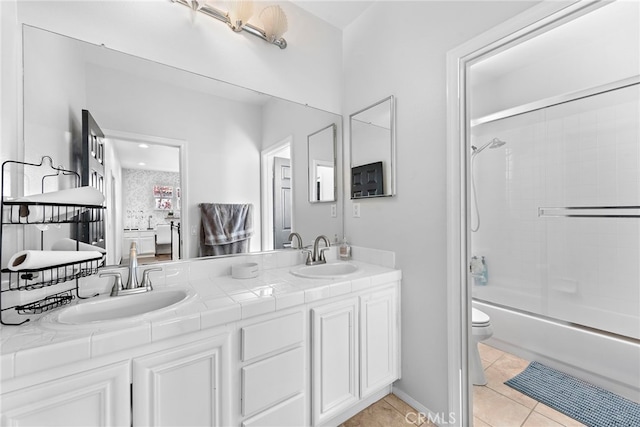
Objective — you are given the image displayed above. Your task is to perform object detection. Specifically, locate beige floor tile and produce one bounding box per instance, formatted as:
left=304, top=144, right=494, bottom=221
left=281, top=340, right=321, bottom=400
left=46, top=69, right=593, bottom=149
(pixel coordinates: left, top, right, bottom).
left=473, top=416, right=492, bottom=427
left=384, top=393, right=417, bottom=417
left=491, top=352, right=531, bottom=378
left=342, top=399, right=413, bottom=427
left=483, top=365, right=538, bottom=409
left=534, top=403, right=586, bottom=427
left=473, top=385, right=532, bottom=427
left=479, top=342, right=505, bottom=364
left=481, top=357, right=493, bottom=370
left=522, top=411, right=565, bottom=427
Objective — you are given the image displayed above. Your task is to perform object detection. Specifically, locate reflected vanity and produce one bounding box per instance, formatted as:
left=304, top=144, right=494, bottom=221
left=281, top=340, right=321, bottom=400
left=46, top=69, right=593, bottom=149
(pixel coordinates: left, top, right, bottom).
left=349, top=96, right=396, bottom=198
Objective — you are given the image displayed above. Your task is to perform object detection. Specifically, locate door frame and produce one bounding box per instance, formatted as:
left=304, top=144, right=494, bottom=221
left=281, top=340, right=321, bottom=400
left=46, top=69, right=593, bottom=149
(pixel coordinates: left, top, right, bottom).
left=445, top=1, right=607, bottom=424
left=261, top=136, right=292, bottom=251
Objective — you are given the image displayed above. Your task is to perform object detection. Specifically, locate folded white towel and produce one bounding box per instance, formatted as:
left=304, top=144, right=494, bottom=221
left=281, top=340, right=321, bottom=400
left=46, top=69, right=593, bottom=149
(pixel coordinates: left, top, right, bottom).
left=7, top=250, right=103, bottom=271
left=4, top=187, right=104, bottom=224
left=11, top=186, right=104, bottom=206
left=51, top=238, right=107, bottom=254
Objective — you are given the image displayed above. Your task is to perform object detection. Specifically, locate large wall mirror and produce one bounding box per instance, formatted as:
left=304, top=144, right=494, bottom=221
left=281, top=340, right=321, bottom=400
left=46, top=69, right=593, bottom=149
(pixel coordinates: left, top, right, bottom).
left=308, top=124, right=337, bottom=203
left=349, top=96, right=396, bottom=198
left=22, top=25, right=343, bottom=266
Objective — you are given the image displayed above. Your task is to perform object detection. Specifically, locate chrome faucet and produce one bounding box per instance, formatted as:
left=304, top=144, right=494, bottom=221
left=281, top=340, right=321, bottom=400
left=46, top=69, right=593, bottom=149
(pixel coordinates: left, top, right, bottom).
left=303, top=235, right=330, bottom=265
left=288, top=232, right=303, bottom=249
left=100, top=241, right=161, bottom=296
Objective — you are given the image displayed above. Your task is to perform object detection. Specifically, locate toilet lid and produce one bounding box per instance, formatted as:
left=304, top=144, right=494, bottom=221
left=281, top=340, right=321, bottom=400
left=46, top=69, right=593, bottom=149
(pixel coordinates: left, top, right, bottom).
left=472, top=308, right=490, bottom=326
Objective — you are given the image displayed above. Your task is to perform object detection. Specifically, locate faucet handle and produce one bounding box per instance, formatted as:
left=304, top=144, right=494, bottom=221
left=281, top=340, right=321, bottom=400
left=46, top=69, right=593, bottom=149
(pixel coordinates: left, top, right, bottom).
left=100, top=271, right=123, bottom=297
left=141, top=267, right=162, bottom=291
left=301, top=248, right=313, bottom=265
left=319, top=246, right=331, bottom=262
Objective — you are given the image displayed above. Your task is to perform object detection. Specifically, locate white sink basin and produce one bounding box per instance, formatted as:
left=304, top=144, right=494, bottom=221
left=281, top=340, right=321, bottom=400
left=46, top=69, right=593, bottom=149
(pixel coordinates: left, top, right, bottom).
left=40, top=288, right=193, bottom=328
left=291, top=262, right=359, bottom=279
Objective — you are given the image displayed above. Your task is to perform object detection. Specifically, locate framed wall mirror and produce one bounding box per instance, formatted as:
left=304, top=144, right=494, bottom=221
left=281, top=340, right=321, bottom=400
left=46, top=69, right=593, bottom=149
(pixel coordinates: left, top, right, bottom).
left=349, top=95, right=396, bottom=198
left=308, top=124, right=337, bottom=203
left=22, top=24, right=343, bottom=265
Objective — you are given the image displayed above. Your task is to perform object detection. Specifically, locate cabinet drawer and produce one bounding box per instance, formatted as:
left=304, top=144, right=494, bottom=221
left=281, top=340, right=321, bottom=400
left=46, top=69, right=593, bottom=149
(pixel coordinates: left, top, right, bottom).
left=242, top=393, right=305, bottom=427
left=241, top=311, right=303, bottom=361
left=242, top=347, right=304, bottom=417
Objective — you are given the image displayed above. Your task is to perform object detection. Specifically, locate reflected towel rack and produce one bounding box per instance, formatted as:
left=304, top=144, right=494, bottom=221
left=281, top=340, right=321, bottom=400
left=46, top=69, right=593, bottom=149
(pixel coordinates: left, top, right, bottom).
left=538, top=206, right=640, bottom=218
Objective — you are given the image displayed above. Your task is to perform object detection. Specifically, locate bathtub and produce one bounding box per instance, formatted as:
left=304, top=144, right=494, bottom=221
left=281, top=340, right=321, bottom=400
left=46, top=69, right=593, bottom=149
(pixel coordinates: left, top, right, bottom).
left=473, top=300, right=640, bottom=402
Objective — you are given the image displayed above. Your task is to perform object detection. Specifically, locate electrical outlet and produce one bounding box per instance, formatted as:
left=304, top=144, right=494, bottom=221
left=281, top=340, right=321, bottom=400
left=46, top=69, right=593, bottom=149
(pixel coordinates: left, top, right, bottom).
left=330, top=204, right=337, bottom=218
left=353, top=203, right=361, bottom=218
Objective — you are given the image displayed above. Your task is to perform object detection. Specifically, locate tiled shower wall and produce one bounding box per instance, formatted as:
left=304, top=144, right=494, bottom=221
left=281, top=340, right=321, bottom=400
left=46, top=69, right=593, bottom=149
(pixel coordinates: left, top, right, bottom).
left=471, top=84, right=640, bottom=339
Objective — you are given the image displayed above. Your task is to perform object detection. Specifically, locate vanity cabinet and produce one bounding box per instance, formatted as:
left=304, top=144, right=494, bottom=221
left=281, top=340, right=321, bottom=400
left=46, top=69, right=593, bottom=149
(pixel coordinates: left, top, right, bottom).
left=359, top=286, right=399, bottom=399
left=0, top=362, right=130, bottom=427
left=311, top=284, right=400, bottom=426
left=311, top=298, right=360, bottom=425
left=0, top=331, right=229, bottom=427
left=239, top=311, right=306, bottom=427
left=123, top=230, right=155, bottom=257
left=133, top=333, right=229, bottom=427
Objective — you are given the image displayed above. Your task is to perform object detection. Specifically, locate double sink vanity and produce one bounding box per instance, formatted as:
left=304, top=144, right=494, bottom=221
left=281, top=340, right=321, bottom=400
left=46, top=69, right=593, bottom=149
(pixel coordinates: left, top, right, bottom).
left=0, top=246, right=401, bottom=427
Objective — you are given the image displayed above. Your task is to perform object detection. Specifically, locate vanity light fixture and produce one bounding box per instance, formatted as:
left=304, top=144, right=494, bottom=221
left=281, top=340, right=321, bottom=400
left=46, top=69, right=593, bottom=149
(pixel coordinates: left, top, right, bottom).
left=172, top=0, right=288, bottom=49
left=138, top=143, right=149, bottom=149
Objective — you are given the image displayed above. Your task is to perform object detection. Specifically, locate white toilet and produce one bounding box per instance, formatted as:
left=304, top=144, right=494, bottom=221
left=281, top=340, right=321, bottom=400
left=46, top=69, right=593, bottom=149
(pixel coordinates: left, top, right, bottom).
left=470, top=307, right=493, bottom=385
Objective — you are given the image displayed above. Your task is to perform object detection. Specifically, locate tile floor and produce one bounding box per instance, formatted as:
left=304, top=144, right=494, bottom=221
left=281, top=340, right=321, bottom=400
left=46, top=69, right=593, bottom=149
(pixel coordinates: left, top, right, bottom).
left=342, top=343, right=585, bottom=427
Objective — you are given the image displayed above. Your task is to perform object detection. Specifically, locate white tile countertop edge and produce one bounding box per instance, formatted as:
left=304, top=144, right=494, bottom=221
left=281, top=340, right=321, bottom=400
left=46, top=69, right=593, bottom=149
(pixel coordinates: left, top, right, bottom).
left=0, top=246, right=400, bottom=381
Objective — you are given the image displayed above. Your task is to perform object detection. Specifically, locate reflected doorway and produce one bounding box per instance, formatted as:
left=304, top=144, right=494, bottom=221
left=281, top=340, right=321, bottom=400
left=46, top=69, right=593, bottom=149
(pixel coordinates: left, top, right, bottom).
left=104, top=130, right=187, bottom=266
left=261, top=137, right=292, bottom=251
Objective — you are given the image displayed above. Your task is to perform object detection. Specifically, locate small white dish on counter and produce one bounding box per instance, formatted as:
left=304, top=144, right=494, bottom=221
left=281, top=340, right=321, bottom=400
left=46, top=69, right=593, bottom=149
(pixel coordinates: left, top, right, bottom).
left=232, top=262, right=259, bottom=279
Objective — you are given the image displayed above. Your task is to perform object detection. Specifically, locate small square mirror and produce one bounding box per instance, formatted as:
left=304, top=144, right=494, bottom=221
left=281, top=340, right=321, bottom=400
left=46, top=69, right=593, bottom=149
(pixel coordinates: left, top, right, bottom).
left=349, top=96, right=396, bottom=198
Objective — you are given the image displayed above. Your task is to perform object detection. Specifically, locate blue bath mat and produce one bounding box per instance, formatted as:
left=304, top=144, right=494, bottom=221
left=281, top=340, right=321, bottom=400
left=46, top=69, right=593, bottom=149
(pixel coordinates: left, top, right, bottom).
left=505, top=361, right=640, bottom=427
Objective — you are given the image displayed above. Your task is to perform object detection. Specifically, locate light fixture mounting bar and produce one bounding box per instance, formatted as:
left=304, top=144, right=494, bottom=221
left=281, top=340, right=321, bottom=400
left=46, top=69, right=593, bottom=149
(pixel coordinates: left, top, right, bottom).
left=172, top=0, right=287, bottom=49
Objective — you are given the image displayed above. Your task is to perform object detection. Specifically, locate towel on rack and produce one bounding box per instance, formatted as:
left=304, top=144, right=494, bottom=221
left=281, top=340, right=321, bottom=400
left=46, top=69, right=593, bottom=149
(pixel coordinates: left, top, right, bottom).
left=200, top=203, right=253, bottom=256
left=155, top=224, right=172, bottom=245
left=51, top=238, right=107, bottom=253
left=4, top=186, right=104, bottom=223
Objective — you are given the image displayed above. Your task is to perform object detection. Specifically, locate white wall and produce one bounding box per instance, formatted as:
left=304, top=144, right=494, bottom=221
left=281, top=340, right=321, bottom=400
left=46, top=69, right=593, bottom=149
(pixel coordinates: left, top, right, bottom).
left=342, top=0, right=538, bottom=416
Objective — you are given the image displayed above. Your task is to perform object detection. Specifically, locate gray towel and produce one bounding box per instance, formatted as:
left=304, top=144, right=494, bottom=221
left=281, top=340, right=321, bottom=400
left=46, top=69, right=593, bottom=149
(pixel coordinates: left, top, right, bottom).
left=200, top=203, right=253, bottom=256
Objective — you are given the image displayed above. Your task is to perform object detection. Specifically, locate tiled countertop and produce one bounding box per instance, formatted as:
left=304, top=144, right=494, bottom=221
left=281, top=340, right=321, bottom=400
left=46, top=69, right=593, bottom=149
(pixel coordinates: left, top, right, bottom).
left=0, top=247, right=400, bottom=381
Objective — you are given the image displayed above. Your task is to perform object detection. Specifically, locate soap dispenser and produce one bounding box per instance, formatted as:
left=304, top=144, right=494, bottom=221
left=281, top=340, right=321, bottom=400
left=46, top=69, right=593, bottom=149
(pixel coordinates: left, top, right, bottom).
left=339, top=237, right=351, bottom=261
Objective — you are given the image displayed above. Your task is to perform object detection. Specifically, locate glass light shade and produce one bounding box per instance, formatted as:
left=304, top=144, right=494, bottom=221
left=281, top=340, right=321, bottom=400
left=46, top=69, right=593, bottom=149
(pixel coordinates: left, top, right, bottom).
left=228, top=0, right=254, bottom=31
left=259, top=5, right=288, bottom=43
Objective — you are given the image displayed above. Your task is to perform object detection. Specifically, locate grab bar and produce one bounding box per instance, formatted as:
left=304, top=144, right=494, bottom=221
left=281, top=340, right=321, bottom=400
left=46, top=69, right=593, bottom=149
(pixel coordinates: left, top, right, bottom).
left=538, top=206, right=640, bottom=218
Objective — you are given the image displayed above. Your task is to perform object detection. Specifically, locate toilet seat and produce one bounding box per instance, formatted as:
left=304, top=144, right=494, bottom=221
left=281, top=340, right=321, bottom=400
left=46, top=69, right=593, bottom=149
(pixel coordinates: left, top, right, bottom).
left=472, top=308, right=490, bottom=327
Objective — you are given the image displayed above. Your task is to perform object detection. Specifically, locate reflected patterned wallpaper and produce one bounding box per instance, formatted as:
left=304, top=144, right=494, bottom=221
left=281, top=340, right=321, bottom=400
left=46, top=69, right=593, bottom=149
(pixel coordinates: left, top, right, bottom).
left=122, top=169, right=181, bottom=230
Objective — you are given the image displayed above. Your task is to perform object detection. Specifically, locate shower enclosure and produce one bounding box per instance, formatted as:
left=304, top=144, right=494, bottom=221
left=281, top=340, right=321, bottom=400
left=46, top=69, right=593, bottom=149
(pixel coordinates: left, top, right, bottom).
left=466, top=1, right=640, bottom=402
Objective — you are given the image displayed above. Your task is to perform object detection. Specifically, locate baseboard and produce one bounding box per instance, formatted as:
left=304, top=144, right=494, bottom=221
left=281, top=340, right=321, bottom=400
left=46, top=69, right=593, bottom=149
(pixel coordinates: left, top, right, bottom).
left=392, top=387, right=458, bottom=427
left=318, top=386, right=391, bottom=427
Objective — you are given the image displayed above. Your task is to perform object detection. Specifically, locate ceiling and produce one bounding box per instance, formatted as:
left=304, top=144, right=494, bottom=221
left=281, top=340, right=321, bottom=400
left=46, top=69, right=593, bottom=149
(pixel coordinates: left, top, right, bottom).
left=291, top=0, right=374, bottom=29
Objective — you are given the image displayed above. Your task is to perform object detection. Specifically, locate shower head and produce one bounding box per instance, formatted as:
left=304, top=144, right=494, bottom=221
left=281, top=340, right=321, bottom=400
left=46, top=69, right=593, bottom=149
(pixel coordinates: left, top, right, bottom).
left=471, top=138, right=507, bottom=157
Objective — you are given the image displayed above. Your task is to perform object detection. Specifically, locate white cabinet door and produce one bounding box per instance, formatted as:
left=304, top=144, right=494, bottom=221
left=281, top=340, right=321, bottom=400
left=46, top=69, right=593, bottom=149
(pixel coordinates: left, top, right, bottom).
left=311, top=298, right=359, bottom=426
left=133, top=334, right=228, bottom=427
left=360, top=286, right=399, bottom=398
left=0, top=362, right=130, bottom=427
left=138, top=234, right=156, bottom=255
